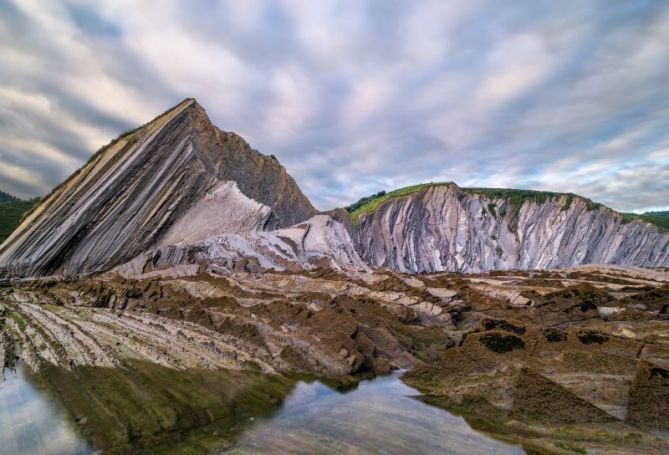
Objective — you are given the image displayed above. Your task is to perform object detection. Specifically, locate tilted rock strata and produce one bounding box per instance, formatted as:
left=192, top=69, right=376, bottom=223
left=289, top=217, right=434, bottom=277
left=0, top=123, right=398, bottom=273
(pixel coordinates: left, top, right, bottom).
left=2, top=265, right=668, bottom=451
left=0, top=99, right=315, bottom=279
left=114, top=213, right=369, bottom=279
left=356, top=184, right=669, bottom=273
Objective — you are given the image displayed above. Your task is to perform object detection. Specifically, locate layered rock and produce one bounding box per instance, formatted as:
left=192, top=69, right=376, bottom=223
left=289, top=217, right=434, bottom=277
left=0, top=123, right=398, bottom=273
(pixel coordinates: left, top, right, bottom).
left=0, top=99, right=316, bottom=279
left=355, top=183, right=669, bottom=273
left=114, top=213, right=368, bottom=279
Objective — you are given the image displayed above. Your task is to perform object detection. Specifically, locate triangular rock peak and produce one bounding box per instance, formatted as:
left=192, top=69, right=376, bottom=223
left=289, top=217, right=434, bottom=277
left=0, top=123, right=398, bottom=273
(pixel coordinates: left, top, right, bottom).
left=0, top=99, right=316, bottom=279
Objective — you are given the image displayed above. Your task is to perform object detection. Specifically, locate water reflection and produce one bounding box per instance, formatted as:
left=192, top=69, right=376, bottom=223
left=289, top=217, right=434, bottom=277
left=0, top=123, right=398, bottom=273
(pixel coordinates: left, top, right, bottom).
left=0, top=365, right=92, bottom=455
left=221, top=371, right=525, bottom=454
left=0, top=363, right=525, bottom=454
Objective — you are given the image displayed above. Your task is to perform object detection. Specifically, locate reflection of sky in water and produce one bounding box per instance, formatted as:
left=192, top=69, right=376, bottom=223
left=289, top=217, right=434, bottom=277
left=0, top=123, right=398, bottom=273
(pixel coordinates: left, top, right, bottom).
left=0, top=365, right=526, bottom=454
left=0, top=365, right=92, bottom=455
left=223, top=372, right=526, bottom=454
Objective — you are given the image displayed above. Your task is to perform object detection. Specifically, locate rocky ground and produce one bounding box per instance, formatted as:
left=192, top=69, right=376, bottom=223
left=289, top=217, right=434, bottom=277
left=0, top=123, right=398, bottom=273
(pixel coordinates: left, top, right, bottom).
left=1, top=264, right=668, bottom=454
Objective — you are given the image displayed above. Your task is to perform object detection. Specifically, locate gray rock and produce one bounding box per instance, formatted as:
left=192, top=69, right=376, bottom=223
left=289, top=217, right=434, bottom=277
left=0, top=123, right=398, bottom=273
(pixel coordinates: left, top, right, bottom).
left=0, top=99, right=315, bottom=279
left=355, top=184, right=669, bottom=273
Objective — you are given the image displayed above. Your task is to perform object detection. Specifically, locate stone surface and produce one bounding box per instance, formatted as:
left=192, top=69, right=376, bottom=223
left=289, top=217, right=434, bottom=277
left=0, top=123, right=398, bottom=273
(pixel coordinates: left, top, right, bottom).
left=355, top=183, right=669, bottom=273
left=0, top=99, right=315, bottom=280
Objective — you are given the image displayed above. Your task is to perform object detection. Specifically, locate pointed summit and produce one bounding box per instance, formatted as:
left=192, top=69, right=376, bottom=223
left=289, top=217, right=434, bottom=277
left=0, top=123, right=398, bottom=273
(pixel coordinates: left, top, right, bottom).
left=0, top=99, right=315, bottom=279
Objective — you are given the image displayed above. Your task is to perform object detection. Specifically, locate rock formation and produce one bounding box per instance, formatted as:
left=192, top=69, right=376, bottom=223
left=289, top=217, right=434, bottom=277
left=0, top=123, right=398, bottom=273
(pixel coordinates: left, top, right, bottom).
left=3, top=99, right=669, bottom=282
left=1, top=100, right=669, bottom=454
left=0, top=99, right=316, bottom=280
left=354, top=183, right=669, bottom=273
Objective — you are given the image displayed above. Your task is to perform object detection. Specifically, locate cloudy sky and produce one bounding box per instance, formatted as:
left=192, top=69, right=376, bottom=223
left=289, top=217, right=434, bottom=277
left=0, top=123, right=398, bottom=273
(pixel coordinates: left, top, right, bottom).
left=1, top=0, right=668, bottom=212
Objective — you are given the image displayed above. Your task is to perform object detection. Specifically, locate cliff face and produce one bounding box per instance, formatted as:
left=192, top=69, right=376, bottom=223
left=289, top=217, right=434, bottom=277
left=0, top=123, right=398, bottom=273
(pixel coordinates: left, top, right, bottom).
left=355, top=184, right=669, bottom=273
left=0, top=99, right=316, bottom=279
left=113, top=183, right=367, bottom=278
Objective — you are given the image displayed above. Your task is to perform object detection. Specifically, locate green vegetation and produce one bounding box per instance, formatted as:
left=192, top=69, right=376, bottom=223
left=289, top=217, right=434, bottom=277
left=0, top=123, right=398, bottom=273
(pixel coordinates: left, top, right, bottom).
left=347, top=191, right=386, bottom=214
left=638, top=211, right=669, bottom=231
left=495, top=245, right=504, bottom=257
left=36, top=359, right=294, bottom=453
left=487, top=203, right=497, bottom=218
left=0, top=190, right=18, bottom=202
left=347, top=182, right=453, bottom=225
left=9, top=311, right=27, bottom=332
left=0, top=198, right=40, bottom=244
left=562, top=193, right=574, bottom=212
left=620, top=211, right=669, bottom=232
left=463, top=187, right=566, bottom=206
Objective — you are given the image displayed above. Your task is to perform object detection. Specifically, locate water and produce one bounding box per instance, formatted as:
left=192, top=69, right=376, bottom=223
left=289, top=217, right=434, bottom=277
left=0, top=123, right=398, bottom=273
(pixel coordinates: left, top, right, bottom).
left=221, top=372, right=525, bottom=454
left=0, top=365, right=524, bottom=454
left=0, top=365, right=92, bottom=455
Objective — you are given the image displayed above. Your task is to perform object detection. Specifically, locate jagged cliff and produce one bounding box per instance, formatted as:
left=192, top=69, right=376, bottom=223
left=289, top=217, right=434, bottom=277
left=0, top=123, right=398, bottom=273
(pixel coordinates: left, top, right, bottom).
left=354, top=183, right=669, bottom=273
left=0, top=99, right=316, bottom=279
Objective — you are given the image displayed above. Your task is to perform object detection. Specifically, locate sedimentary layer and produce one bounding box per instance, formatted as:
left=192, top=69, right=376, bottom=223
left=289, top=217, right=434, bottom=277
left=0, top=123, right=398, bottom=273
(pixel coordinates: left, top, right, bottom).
left=0, top=99, right=316, bottom=280
left=2, top=265, right=669, bottom=453
left=355, top=184, right=669, bottom=273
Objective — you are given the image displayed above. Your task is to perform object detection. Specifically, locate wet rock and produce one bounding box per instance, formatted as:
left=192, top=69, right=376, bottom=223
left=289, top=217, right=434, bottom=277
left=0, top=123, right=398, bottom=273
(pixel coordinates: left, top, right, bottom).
left=577, top=331, right=609, bottom=345
left=626, top=362, right=669, bottom=430
left=511, top=368, right=618, bottom=425
left=542, top=327, right=567, bottom=342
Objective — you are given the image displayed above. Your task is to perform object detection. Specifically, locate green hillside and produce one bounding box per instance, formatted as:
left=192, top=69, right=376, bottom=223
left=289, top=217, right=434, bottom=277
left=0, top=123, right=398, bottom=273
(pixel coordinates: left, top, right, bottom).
left=0, top=198, right=40, bottom=244
left=0, top=190, right=19, bottom=203
left=637, top=211, right=669, bottom=231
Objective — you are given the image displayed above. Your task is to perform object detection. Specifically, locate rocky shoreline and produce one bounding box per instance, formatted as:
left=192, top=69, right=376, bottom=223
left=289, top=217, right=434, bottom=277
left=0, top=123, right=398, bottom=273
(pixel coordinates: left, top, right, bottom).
left=1, top=265, right=668, bottom=453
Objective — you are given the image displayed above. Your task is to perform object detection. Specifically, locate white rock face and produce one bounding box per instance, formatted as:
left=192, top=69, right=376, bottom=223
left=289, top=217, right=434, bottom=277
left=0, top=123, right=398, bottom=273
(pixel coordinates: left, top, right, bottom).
left=114, top=188, right=368, bottom=279
left=159, top=180, right=275, bottom=246
left=356, top=184, right=669, bottom=273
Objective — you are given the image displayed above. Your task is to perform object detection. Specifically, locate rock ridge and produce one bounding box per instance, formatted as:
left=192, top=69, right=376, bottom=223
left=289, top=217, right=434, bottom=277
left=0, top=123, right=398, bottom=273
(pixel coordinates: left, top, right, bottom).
left=0, top=99, right=316, bottom=279
left=355, top=183, right=669, bottom=273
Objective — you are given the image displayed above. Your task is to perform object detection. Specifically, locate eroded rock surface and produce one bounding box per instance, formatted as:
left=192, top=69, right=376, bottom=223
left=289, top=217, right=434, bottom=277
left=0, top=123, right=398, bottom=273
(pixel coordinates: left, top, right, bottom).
left=1, top=265, right=668, bottom=452
left=0, top=99, right=315, bottom=280
left=356, top=184, right=669, bottom=273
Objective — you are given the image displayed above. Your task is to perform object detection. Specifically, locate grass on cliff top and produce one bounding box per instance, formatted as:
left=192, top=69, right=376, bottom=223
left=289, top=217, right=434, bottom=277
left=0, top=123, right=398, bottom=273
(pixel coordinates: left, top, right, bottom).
left=0, top=198, right=40, bottom=244
left=622, top=211, right=669, bottom=231
left=462, top=188, right=602, bottom=211
left=347, top=182, right=453, bottom=225
left=347, top=184, right=668, bottom=232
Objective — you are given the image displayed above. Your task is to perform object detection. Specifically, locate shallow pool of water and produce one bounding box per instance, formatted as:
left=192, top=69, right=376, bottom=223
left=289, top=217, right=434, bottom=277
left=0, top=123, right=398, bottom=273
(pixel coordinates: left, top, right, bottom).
left=0, top=365, right=92, bottom=455
left=220, top=371, right=525, bottom=454
left=0, top=364, right=525, bottom=454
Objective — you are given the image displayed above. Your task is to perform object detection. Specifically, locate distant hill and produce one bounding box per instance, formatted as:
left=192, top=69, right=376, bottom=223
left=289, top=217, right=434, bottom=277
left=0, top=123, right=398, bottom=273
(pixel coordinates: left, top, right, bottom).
left=0, top=198, right=40, bottom=244
left=638, top=211, right=669, bottom=231
left=0, top=190, right=19, bottom=203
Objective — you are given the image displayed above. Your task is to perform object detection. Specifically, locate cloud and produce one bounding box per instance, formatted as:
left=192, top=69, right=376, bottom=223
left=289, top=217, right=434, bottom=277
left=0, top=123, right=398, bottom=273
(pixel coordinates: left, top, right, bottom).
left=0, top=0, right=668, bottom=213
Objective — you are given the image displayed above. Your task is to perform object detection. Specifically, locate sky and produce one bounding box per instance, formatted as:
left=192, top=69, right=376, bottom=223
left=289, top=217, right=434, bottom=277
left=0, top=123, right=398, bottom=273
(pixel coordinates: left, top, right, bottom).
left=1, top=0, right=669, bottom=212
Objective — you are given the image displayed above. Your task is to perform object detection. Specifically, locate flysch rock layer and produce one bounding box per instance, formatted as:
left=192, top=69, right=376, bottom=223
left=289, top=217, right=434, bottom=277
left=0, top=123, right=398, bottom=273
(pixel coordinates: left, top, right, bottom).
left=111, top=179, right=366, bottom=279
left=0, top=99, right=316, bottom=280
left=356, top=183, right=669, bottom=273
left=114, top=212, right=369, bottom=279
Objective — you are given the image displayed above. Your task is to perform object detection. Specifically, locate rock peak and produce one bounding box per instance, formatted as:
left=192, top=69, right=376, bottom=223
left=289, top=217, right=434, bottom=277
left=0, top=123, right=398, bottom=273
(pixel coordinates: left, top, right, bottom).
left=0, top=100, right=316, bottom=279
